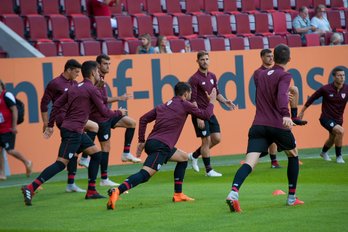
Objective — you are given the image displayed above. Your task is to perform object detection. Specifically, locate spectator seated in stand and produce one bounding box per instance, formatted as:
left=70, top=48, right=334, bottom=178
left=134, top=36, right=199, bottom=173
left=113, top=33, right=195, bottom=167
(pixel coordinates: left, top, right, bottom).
left=293, top=6, right=317, bottom=45
left=88, top=0, right=120, bottom=28
left=136, top=34, right=156, bottom=54
left=154, top=35, right=172, bottom=54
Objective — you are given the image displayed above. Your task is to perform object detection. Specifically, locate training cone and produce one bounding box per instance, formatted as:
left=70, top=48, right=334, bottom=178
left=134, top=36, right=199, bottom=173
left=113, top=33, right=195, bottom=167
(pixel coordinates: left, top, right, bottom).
left=272, top=189, right=286, bottom=196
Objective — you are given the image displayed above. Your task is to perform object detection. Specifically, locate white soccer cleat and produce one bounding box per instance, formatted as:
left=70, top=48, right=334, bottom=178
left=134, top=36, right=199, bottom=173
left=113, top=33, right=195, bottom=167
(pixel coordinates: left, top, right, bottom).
left=66, top=183, right=86, bottom=193
left=78, top=157, right=90, bottom=168
left=100, top=178, right=120, bottom=187
left=320, top=152, right=332, bottom=161
left=121, top=152, right=141, bottom=163
left=336, top=156, right=345, bottom=164
left=206, top=169, right=222, bottom=177
left=189, top=153, right=200, bottom=172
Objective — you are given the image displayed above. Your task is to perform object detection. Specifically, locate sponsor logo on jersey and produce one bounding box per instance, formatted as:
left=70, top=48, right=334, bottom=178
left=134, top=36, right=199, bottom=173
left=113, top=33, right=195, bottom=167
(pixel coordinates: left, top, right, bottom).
left=166, top=100, right=173, bottom=106
left=202, top=82, right=206, bottom=85
left=64, top=88, right=68, bottom=91
left=210, top=79, right=214, bottom=85
left=68, top=153, right=74, bottom=159
left=267, top=70, right=275, bottom=75
left=329, top=94, right=334, bottom=97
left=341, top=93, right=346, bottom=99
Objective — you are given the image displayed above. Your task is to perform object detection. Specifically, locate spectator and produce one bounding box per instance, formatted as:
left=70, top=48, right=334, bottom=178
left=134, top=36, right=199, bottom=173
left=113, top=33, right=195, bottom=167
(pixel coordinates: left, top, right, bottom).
left=310, top=4, right=332, bottom=35
left=88, top=0, right=120, bottom=28
left=330, top=33, right=343, bottom=45
left=136, top=34, right=155, bottom=54
left=154, top=36, right=172, bottom=54
left=0, top=80, right=32, bottom=180
left=292, top=6, right=317, bottom=44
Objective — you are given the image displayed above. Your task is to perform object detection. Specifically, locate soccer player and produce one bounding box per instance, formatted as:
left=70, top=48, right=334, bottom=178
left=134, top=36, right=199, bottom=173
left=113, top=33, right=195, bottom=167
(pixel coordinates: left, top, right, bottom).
left=226, top=44, right=304, bottom=213
left=299, top=67, right=347, bottom=164
left=21, top=61, right=125, bottom=206
left=188, top=51, right=236, bottom=177
left=106, top=82, right=217, bottom=210
left=40, top=59, right=98, bottom=193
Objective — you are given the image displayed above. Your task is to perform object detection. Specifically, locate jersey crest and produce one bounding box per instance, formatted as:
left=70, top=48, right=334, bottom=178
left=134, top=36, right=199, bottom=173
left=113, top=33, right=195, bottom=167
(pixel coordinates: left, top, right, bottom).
left=341, top=93, right=346, bottom=99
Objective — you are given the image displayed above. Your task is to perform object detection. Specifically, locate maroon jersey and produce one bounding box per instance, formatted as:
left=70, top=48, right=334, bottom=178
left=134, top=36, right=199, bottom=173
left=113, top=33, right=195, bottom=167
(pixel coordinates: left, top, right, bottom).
left=189, top=70, right=220, bottom=110
left=0, top=91, right=16, bottom=133
left=252, top=65, right=291, bottom=129
left=89, top=83, right=109, bottom=123
left=138, top=96, right=214, bottom=149
left=48, top=79, right=121, bottom=133
left=305, top=83, right=348, bottom=124
left=40, top=74, right=77, bottom=113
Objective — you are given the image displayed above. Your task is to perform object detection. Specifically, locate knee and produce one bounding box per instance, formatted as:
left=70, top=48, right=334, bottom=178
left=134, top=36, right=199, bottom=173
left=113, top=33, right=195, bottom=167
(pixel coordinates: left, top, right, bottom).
left=333, top=127, right=344, bottom=136
left=129, top=118, right=136, bottom=128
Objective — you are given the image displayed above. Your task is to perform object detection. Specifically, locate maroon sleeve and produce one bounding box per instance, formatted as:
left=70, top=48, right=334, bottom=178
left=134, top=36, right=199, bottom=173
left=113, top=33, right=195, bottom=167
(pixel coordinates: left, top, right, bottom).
left=277, top=73, right=291, bottom=117
left=40, top=82, right=55, bottom=113
left=48, top=91, right=68, bottom=127
left=89, top=87, right=121, bottom=118
left=305, top=87, right=324, bottom=107
left=138, top=108, right=157, bottom=143
left=213, top=74, right=220, bottom=96
left=188, top=76, right=198, bottom=103
left=184, top=101, right=214, bottom=120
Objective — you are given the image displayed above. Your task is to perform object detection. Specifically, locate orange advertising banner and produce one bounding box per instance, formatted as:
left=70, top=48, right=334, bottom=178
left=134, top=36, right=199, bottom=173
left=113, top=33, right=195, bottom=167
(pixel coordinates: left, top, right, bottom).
left=0, top=46, right=347, bottom=175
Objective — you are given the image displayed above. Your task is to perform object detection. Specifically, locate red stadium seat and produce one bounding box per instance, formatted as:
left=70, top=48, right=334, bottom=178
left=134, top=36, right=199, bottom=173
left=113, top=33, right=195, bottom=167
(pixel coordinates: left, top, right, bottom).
left=134, top=15, right=154, bottom=37
left=70, top=15, right=93, bottom=41
left=154, top=15, right=177, bottom=39
left=209, top=37, right=226, bottom=51
left=312, top=0, right=326, bottom=8
left=272, top=12, right=290, bottom=36
left=63, top=0, right=83, bottom=16
left=248, top=36, right=264, bottom=49
left=235, top=14, right=253, bottom=37
left=254, top=13, right=273, bottom=36
left=343, top=32, right=348, bottom=44
left=229, top=37, right=245, bottom=50
left=286, top=34, right=302, bottom=47
left=268, top=35, right=287, bottom=48
left=94, top=16, right=115, bottom=40
left=165, top=0, right=184, bottom=16
left=41, top=0, right=60, bottom=16
left=25, top=15, right=51, bottom=42
left=60, top=41, right=80, bottom=56
left=146, top=0, right=165, bottom=16
left=102, top=40, right=124, bottom=55
left=295, top=0, right=312, bottom=10
left=174, top=14, right=197, bottom=39
left=189, top=38, right=206, bottom=51
left=1, top=15, right=25, bottom=37
left=80, top=40, right=102, bottom=55
left=276, top=0, right=297, bottom=14
left=196, top=14, right=215, bottom=37
left=108, top=3, right=123, bottom=17
left=330, top=0, right=345, bottom=10
left=36, top=41, right=57, bottom=56
left=203, top=0, right=223, bottom=15
left=19, top=0, right=39, bottom=16
left=223, top=0, right=240, bottom=15
left=169, top=38, right=186, bottom=52
left=126, top=0, right=144, bottom=16
left=305, top=33, right=320, bottom=46
left=48, top=15, right=74, bottom=42
left=116, top=15, right=136, bottom=40
left=0, top=0, right=15, bottom=15
left=215, top=14, right=235, bottom=38
left=259, top=0, right=276, bottom=13
left=126, top=39, right=141, bottom=54
left=241, top=0, right=259, bottom=14
left=326, top=10, right=345, bottom=32
left=185, top=0, right=204, bottom=15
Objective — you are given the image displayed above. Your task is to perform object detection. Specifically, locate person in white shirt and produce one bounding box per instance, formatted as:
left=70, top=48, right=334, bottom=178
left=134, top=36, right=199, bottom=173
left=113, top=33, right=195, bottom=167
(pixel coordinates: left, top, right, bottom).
left=154, top=36, right=172, bottom=54
left=310, top=4, right=332, bottom=35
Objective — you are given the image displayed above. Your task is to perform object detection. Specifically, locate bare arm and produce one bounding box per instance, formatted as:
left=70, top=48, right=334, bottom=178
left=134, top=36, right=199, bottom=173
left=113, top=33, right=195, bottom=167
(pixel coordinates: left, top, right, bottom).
left=9, top=105, right=18, bottom=134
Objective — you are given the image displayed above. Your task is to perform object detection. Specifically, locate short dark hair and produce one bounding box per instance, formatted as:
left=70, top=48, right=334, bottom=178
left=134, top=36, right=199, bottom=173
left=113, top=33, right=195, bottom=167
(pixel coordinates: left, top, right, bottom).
left=197, top=50, right=209, bottom=60
left=273, top=44, right=290, bottom=65
left=96, top=54, right=110, bottom=64
left=64, top=59, right=81, bottom=71
left=174, top=82, right=191, bottom=96
left=332, top=67, right=344, bottom=76
left=260, top=49, right=272, bottom=57
left=81, top=61, right=98, bottom=78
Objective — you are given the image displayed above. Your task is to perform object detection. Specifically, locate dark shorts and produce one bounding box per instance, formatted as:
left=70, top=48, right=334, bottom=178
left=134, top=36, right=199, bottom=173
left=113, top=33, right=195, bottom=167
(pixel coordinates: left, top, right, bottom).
left=143, top=139, right=177, bottom=171
left=58, top=128, right=94, bottom=160
left=247, top=125, right=296, bottom=156
left=191, top=114, right=221, bottom=138
left=319, top=117, right=342, bottom=133
left=96, top=115, right=124, bottom=142
left=0, top=132, right=15, bottom=151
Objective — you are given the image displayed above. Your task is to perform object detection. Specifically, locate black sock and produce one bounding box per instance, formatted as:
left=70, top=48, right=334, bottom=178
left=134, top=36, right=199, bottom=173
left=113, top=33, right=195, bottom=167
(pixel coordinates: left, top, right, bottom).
left=118, top=169, right=151, bottom=194
left=287, top=156, right=299, bottom=196
left=231, top=164, right=252, bottom=192
left=335, top=146, right=342, bottom=157
left=322, top=145, right=330, bottom=153
left=291, top=108, right=298, bottom=118
left=88, top=152, right=101, bottom=192
left=67, top=156, right=77, bottom=184
left=83, top=131, right=96, bottom=160
left=269, top=154, right=277, bottom=162
left=100, top=151, right=109, bottom=180
left=28, top=161, right=66, bottom=192
left=123, top=128, right=135, bottom=153
left=192, top=147, right=201, bottom=159
left=202, top=157, right=212, bottom=173
left=174, top=161, right=188, bottom=193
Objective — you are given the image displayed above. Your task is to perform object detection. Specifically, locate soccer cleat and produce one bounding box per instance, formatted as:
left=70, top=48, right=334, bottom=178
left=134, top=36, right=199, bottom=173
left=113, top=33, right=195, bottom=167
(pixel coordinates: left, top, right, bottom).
left=287, top=196, right=304, bottom=206
left=85, top=191, right=106, bottom=199
left=107, top=188, right=120, bottom=210
left=226, top=198, right=242, bottom=213
left=21, top=185, right=34, bottom=206
left=336, top=156, right=345, bottom=164
left=190, top=154, right=200, bottom=172
left=206, top=169, right=222, bottom=177
left=25, top=161, right=33, bottom=177
left=292, top=117, right=308, bottom=126
left=271, top=160, right=281, bottom=169
left=172, top=193, right=195, bottom=202
left=320, top=152, right=332, bottom=161
left=66, top=183, right=86, bottom=193
left=121, top=153, right=141, bottom=163
left=100, top=178, right=120, bottom=187
left=78, top=157, right=90, bottom=168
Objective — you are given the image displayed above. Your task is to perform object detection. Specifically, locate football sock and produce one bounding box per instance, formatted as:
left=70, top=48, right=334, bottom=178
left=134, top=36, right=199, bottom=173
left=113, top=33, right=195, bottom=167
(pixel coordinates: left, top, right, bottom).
left=100, top=151, right=109, bottom=180
left=88, top=152, right=102, bottom=191
left=174, top=161, right=188, bottom=193
left=231, top=163, right=252, bottom=192
left=291, top=108, right=298, bottom=118
left=335, top=146, right=342, bottom=157
left=28, top=161, right=66, bottom=192
left=118, top=169, right=150, bottom=194
left=287, top=156, right=299, bottom=196
left=269, top=154, right=277, bottom=162
left=322, top=145, right=330, bottom=153
left=123, top=128, right=135, bottom=153
left=192, top=147, right=201, bottom=159
left=67, top=156, right=77, bottom=184
left=202, top=157, right=212, bottom=173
